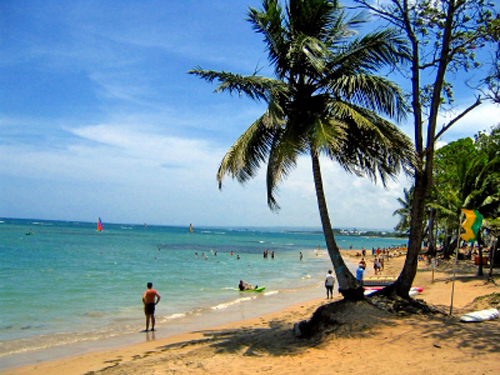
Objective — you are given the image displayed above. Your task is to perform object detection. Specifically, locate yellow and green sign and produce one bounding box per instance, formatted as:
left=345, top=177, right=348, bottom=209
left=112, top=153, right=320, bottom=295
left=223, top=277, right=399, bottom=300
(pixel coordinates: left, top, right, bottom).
left=460, top=209, right=483, bottom=242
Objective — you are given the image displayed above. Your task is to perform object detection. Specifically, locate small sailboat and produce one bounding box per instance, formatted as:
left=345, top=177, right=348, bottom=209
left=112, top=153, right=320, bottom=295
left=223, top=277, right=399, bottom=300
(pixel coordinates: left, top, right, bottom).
left=97, top=217, right=103, bottom=232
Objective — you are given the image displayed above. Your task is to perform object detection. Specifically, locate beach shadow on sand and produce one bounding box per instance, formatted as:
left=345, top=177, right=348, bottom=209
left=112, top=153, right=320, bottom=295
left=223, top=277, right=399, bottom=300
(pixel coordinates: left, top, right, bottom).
left=156, top=299, right=399, bottom=358
left=404, top=315, right=500, bottom=354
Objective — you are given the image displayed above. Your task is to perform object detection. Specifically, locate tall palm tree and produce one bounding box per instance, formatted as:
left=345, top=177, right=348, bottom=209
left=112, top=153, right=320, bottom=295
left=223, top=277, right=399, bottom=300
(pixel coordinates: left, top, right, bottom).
left=190, top=0, right=414, bottom=300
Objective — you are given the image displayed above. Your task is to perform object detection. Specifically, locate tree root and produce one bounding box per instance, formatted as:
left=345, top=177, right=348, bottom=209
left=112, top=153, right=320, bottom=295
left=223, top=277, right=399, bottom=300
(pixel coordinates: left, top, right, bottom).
left=294, top=295, right=444, bottom=340
left=366, top=294, right=443, bottom=316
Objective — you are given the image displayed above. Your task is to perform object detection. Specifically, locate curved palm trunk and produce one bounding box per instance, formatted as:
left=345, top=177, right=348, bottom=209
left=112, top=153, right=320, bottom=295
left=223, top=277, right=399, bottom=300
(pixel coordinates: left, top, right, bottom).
left=311, top=151, right=364, bottom=300
left=393, top=169, right=427, bottom=297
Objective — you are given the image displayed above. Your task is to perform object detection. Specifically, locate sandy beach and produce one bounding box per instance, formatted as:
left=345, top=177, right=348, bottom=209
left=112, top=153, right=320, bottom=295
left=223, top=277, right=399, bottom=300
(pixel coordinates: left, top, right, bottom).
left=4, top=251, right=499, bottom=375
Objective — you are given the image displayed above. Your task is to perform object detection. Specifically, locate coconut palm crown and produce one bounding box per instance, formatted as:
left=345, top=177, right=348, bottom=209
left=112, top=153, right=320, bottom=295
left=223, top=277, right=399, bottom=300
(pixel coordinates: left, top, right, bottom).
left=190, top=0, right=414, bottom=300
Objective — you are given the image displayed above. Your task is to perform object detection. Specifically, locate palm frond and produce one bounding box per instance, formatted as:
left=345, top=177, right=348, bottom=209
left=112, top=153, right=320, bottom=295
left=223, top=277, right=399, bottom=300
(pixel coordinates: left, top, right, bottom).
left=325, top=103, right=414, bottom=185
left=265, top=117, right=307, bottom=210
left=217, top=110, right=281, bottom=188
left=328, top=28, right=409, bottom=73
left=248, top=1, right=290, bottom=79
left=311, top=115, right=347, bottom=151
left=193, top=0, right=414, bottom=214
left=287, top=0, right=339, bottom=39
left=329, top=74, right=408, bottom=121
left=189, top=68, right=287, bottom=102
left=290, top=34, right=330, bottom=76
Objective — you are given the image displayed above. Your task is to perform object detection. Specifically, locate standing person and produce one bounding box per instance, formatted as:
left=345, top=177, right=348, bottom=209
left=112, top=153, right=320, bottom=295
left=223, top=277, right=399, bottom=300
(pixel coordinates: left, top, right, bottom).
left=142, top=282, right=161, bottom=332
left=324, top=270, right=335, bottom=299
left=299, top=252, right=303, bottom=261
left=356, top=264, right=364, bottom=285
left=359, top=258, right=366, bottom=269
left=374, top=258, right=382, bottom=275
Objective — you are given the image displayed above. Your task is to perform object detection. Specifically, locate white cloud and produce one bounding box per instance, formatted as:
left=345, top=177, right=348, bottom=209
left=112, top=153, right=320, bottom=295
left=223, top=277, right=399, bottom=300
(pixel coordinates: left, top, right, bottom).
left=0, top=117, right=411, bottom=229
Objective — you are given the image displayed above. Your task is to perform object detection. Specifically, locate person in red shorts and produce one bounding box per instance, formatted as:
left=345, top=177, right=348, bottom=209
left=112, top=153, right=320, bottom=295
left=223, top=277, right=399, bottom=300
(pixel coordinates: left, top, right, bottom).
left=142, top=282, right=161, bottom=331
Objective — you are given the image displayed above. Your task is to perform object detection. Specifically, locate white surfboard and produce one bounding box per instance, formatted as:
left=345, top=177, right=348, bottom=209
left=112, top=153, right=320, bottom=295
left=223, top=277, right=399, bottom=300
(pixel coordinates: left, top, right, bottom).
left=364, top=287, right=421, bottom=296
left=460, top=308, right=499, bottom=323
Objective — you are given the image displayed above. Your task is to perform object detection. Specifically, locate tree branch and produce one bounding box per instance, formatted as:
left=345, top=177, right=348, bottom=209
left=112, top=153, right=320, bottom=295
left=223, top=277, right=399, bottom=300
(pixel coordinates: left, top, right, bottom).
left=353, top=1, right=404, bottom=28
left=434, top=96, right=482, bottom=143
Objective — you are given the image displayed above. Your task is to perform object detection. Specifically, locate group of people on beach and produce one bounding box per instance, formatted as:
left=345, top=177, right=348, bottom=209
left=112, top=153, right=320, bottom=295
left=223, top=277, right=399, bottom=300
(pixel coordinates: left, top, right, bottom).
left=144, top=245, right=395, bottom=330
left=190, top=249, right=280, bottom=261
left=323, top=245, right=396, bottom=298
left=324, top=266, right=364, bottom=299
left=355, top=247, right=388, bottom=276
left=373, top=257, right=384, bottom=274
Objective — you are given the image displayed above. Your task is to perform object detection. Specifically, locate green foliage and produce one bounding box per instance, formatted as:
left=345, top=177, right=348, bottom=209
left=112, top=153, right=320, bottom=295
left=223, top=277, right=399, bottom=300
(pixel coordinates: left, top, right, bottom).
left=190, top=0, right=414, bottom=211
left=432, top=127, right=500, bottom=233
left=355, top=0, right=498, bottom=113
left=394, top=126, right=500, bottom=245
left=190, top=0, right=415, bottom=296
left=355, top=0, right=498, bottom=296
left=392, top=187, right=414, bottom=234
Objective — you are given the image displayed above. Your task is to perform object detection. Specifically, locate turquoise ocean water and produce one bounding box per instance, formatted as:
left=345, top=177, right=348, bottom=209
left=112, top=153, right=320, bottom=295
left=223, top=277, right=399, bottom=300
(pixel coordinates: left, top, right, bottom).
left=0, top=218, right=406, bottom=369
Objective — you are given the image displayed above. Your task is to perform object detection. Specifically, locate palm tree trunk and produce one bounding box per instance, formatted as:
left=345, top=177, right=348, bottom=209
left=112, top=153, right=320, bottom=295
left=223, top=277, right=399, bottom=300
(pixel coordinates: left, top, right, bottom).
left=311, top=151, right=364, bottom=300
left=394, top=169, right=427, bottom=297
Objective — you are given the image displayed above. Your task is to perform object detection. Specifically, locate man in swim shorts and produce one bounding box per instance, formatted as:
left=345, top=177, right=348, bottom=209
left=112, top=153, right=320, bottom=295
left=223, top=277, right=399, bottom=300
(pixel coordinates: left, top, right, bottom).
left=142, top=282, right=161, bottom=331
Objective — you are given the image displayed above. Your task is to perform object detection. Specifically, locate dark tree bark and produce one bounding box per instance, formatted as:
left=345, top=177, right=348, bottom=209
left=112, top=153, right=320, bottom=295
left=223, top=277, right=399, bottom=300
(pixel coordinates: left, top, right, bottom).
left=311, top=151, right=364, bottom=300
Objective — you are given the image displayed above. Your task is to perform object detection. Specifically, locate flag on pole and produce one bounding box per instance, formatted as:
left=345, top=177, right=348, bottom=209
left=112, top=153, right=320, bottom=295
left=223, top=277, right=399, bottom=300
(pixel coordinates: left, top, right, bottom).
left=460, top=209, right=483, bottom=242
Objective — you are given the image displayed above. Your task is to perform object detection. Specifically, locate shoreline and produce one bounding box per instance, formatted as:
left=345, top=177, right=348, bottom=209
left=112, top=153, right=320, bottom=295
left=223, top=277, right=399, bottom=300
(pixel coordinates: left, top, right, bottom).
left=0, top=279, right=331, bottom=371
left=0, top=250, right=341, bottom=371
left=4, top=251, right=499, bottom=375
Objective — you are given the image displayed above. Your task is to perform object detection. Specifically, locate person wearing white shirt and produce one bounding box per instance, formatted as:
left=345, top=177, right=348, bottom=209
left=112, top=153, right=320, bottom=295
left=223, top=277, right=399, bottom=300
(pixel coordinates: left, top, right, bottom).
left=325, top=270, right=335, bottom=299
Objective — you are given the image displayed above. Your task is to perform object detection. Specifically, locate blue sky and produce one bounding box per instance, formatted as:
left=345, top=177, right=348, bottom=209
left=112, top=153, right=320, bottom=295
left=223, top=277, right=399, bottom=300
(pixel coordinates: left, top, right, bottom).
left=1, top=0, right=499, bottom=229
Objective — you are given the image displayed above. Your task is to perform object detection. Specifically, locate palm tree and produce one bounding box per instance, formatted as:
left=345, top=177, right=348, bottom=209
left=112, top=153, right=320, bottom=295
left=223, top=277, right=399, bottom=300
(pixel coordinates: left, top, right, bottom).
left=190, top=0, right=414, bottom=300
left=393, top=187, right=413, bottom=234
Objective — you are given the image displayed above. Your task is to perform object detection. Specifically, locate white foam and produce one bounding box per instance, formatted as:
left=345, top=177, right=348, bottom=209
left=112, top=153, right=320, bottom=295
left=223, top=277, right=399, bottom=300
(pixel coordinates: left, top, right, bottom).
left=264, top=291, right=279, bottom=296
left=211, top=297, right=253, bottom=310
left=164, top=313, right=186, bottom=320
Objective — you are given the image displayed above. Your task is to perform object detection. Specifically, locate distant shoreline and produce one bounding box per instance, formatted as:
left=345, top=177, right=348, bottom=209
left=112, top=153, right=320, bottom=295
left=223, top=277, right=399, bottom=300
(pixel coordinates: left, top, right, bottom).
left=0, top=217, right=401, bottom=235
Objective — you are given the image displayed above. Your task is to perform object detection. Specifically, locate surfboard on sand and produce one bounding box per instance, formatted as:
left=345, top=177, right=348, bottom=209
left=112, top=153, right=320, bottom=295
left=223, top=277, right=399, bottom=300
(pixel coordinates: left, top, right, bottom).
left=364, top=286, right=424, bottom=293
left=364, top=287, right=421, bottom=297
left=460, top=308, right=499, bottom=323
